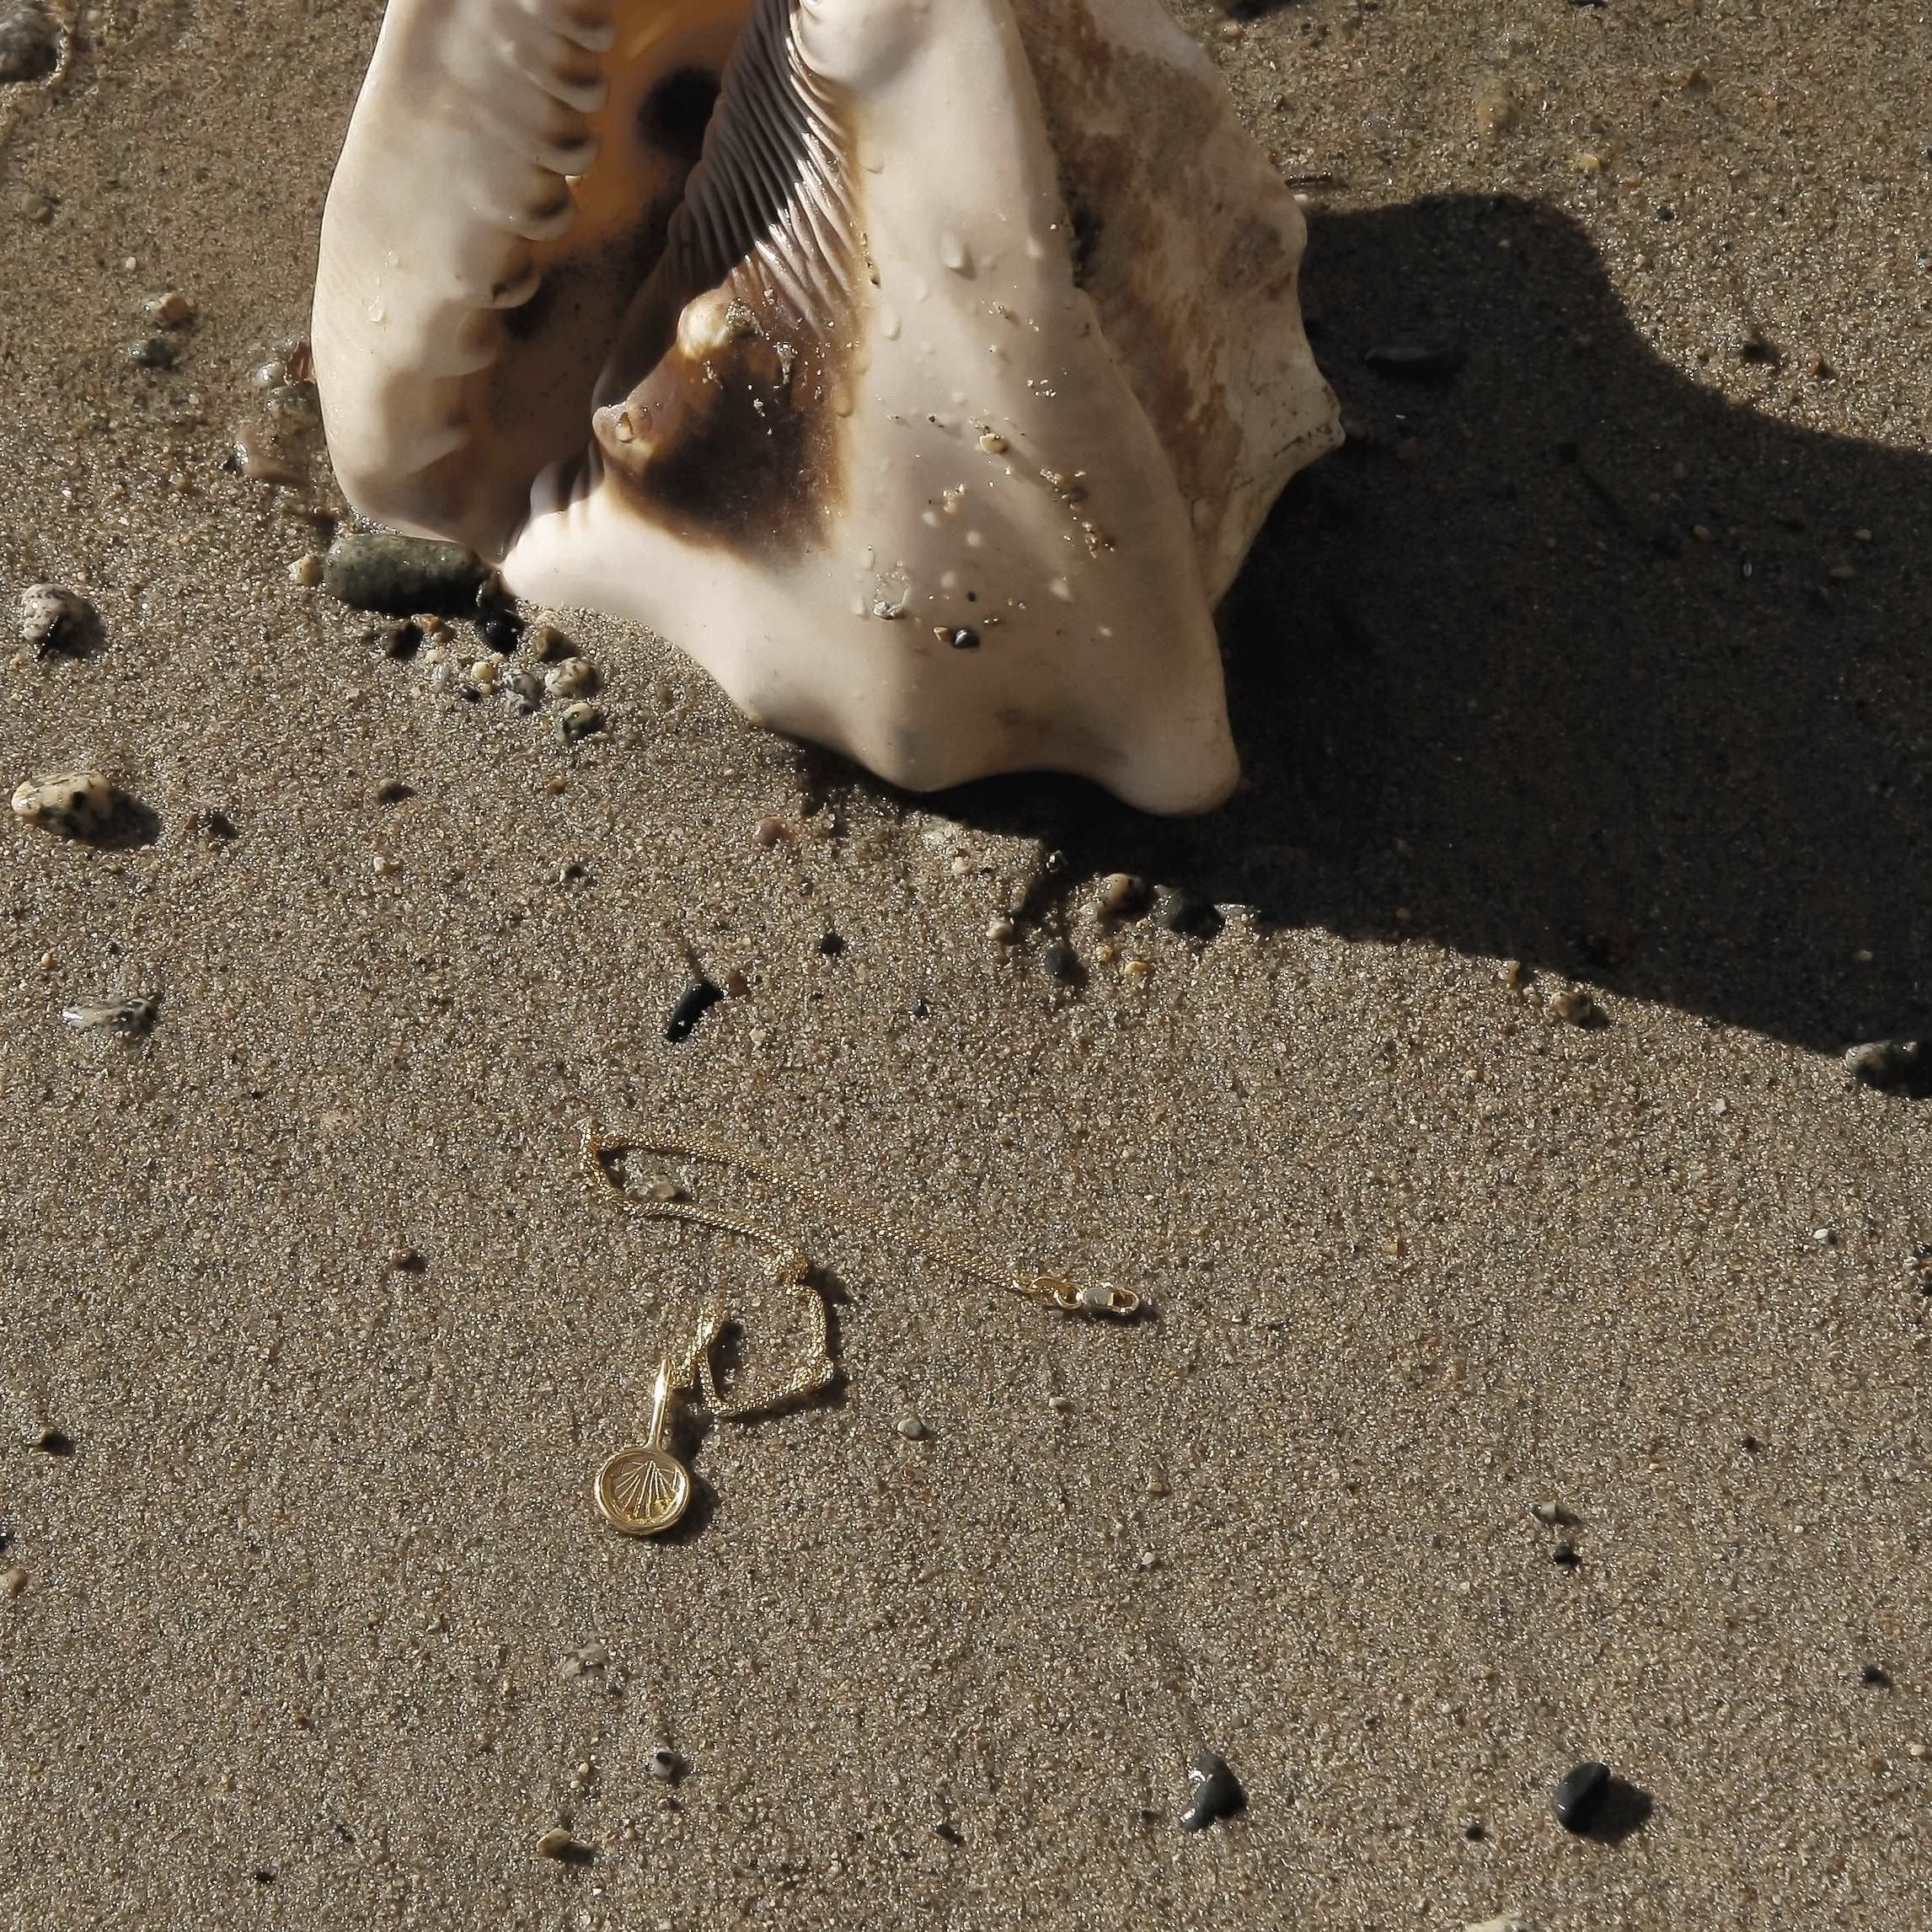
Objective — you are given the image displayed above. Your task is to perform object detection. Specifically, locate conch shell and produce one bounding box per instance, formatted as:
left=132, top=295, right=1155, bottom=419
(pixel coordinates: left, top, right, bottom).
left=313, top=0, right=1340, bottom=812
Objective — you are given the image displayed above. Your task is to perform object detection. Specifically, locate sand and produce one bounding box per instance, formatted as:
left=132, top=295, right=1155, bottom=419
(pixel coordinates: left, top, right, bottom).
left=2, top=1, right=1929, bottom=1926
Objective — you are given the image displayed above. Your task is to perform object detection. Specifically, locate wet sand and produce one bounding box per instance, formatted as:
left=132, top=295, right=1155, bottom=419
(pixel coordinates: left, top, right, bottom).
left=2, top=1, right=1929, bottom=1926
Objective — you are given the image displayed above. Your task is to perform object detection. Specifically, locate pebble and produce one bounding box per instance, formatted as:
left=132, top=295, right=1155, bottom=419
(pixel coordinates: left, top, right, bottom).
left=141, top=290, right=193, bottom=329
left=1549, top=987, right=1602, bottom=1027
left=126, top=333, right=178, bottom=370
left=556, top=700, right=602, bottom=741
left=0, top=0, right=61, bottom=83
left=1178, top=1750, right=1244, bottom=1830
left=1528, top=1500, right=1574, bottom=1527
left=1094, top=872, right=1148, bottom=918
left=1363, top=336, right=1469, bottom=382
left=665, top=978, right=723, bottom=1044
left=387, top=1246, right=425, bottom=1273
left=29, top=1426, right=72, bottom=1454
left=752, top=816, right=789, bottom=848
left=646, top=1747, right=682, bottom=1780
left=10, top=186, right=54, bottom=222
left=987, top=918, right=1015, bottom=943
left=288, top=553, right=325, bottom=587
left=474, top=591, right=523, bottom=654
left=534, top=1828, right=589, bottom=1863
left=895, top=1414, right=929, bottom=1441
left=503, top=665, right=543, bottom=710
left=18, top=584, right=97, bottom=657
left=1041, top=941, right=1078, bottom=982
left=322, top=533, right=488, bottom=618
left=527, top=623, right=575, bottom=663
left=1153, top=888, right=1216, bottom=938
left=0, top=1566, right=24, bottom=1600
left=1844, top=1038, right=1926, bottom=1093
left=231, top=420, right=306, bottom=489
left=464, top=653, right=505, bottom=696
left=61, top=994, right=156, bottom=1037
left=722, top=967, right=751, bottom=999
left=1551, top=1540, right=1581, bottom=1568
left=544, top=657, right=598, bottom=701
left=11, top=770, right=120, bottom=842
left=1550, top=1758, right=1611, bottom=1832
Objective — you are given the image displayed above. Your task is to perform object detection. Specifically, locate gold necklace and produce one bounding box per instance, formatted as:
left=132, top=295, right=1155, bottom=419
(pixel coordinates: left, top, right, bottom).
left=580, top=1126, right=1143, bottom=1536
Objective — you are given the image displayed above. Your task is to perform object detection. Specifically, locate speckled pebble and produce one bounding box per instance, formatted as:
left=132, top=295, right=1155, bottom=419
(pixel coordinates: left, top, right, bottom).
left=544, top=656, right=598, bottom=701
left=556, top=700, right=602, bottom=741
left=646, top=1747, right=682, bottom=1780
left=62, top=994, right=156, bottom=1037
left=0, top=0, right=61, bottom=83
left=323, top=533, right=488, bottom=618
left=12, top=770, right=120, bottom=842
left=1549, top=987, right=1603, bottom=1027
left=502, top=666, right=543, bottom=710
left=1094, top=872, right=1148, bottom=918
left=18, top=584, right=96, bottom=657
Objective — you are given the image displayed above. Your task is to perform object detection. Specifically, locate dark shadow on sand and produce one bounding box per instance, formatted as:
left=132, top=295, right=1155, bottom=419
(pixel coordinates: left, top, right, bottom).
left=923, top=194, right=1932, bottom=1057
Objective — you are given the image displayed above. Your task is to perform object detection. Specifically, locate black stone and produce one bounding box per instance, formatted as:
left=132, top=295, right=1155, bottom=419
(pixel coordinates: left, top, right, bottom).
left=1860, top=1662, right=1893, bottom=1687
left=664, top=979, right=723, bottom=1044
left=1041, top=941, right=1078, bottom=982
left=324, top=534, right=490, bottom=618
left=1178, top=1751, right=1244, bottom=1831
left=1844, top=1038, right=1929, bottom=1094
left=948, top=627, right=981, bottom=650
left=1363, top=335, right=1468, bottom=382
left=1551, top=1758, right=1611, bottom=1832
left=1153, top=890, right=1221, bottom=939
left=474, top=590, right=525, bottom=653
left=127, top=333, right=178, bottom=370
left=29, top=1427, right=73, bottom=1455
left=816, top=932, right=846, bottom=958
left=1552, top=1541, right=1581, bottom=1568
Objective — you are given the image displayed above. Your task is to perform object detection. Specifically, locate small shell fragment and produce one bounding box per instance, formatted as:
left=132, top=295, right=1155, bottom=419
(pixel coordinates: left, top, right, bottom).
left=12, top=770, right=120, bottom=842
left=62, top=994, right=157, bottom=1037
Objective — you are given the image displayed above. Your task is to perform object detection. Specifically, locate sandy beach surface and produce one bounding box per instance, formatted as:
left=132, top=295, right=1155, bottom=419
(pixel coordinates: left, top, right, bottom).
left=3, top=1, right=1929, bottom=1927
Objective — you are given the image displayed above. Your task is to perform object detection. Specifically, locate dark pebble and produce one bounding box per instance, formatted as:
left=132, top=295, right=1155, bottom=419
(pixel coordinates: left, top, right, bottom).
left=665, top=979, right=723, bottom=1044
left=1362, top=335, right=1468, bottom=382
left=1153, top=889, right=1220, bottom=939
left=474, top=591, right=524, bottom=653
left=1041, top=941, right=1078, bottom=982
left=0, top=2, right=61, bottom=83
left=28, top=1426, right=73, bottom=1455
left=1860, top=1662, right=1892, bottom=1687
left=1551, top=1758, right=1610, bottom=1832
left=1844, top=1038, right=1927, bottom=1094
left=127, top=333, right=178, bottom=370
left=948, top=626, right=980, bottom=650
left=816, top=932, right=846, bottom=958
left=1178, top=1750, right=1244, bottom=1830
left=1462, top=1819, right=1485, bottom=1840
left=324, top=533, right=489, bottom=618
left=1552, top=1541, right=1581, bottom=1568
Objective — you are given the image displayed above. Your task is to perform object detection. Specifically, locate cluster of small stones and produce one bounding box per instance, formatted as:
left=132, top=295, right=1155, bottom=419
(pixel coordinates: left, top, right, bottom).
left=308, top=532, right=607, bottom=742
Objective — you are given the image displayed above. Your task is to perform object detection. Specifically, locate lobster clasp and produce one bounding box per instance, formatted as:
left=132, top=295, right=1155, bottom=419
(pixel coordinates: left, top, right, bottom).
left=1035, top=1276, right=1143, bottom=1319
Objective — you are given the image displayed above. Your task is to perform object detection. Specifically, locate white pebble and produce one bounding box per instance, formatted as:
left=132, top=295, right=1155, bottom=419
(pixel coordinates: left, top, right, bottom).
left=289, top=552, right=324, bottom=586
left=895, top=1414, right=929, bottom=1441
left=0, top=1567, right=25, bottom=1600
left=466, top=653, right=505, bottom=695
left=646, top=1746, right=682, bottom=1779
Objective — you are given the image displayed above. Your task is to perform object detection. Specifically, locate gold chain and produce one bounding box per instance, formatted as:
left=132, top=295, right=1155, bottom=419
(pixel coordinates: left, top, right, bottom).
left=581, top=1125, right=1143, bottom=1536
left=581, top=1125, right=1141, bottom=1323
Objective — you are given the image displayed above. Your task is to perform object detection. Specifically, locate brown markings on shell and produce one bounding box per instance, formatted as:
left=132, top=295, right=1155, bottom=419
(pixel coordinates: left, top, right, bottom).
left=1015, top=0, right=1302, bottom=556
left=597, top=280, right=843, bottom=554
